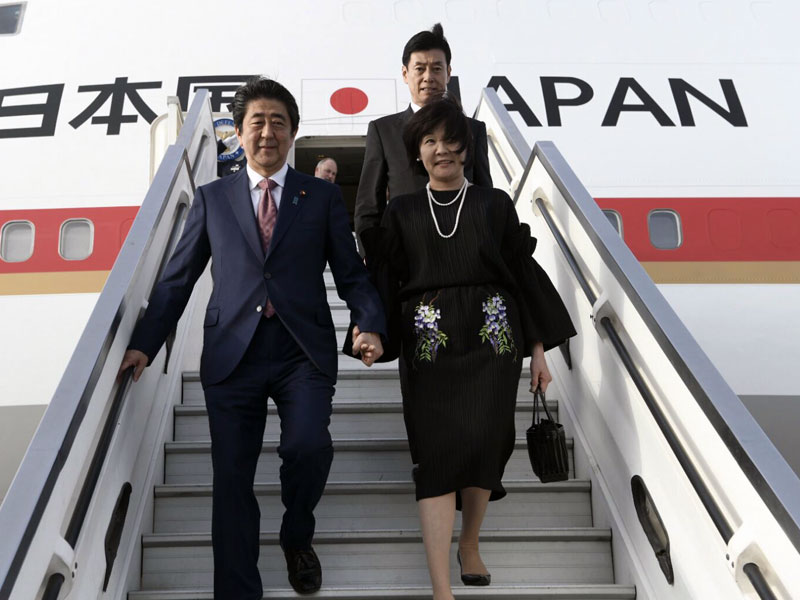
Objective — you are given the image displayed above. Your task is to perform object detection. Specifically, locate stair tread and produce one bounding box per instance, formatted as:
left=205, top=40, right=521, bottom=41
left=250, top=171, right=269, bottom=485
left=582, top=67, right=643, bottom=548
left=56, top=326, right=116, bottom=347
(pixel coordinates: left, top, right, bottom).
left=154, top=479, right=590, bottom=496
left=141, top=531, right=615, bottom=589
left=174, top=398, right=556, bottom=414
left=143, top=528, right=612, bottom=546
left=165, top=437, right=571, bottom=452
left=129, top=583, right=637, bottom=599
left=140, top=365, right=620, bottom=597
left=182, top=370, right=534, bottom=381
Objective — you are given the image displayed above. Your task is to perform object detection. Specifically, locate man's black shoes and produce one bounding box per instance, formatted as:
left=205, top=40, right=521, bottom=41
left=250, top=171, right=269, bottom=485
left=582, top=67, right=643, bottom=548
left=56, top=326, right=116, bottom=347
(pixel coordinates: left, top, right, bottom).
left=283, top=547, right=322, bottom=594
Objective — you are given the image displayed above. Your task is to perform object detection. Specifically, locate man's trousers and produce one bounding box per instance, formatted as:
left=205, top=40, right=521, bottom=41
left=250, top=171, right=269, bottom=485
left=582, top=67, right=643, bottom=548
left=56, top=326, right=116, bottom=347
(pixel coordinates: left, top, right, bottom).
left=203, top=315, right=335, bottom=599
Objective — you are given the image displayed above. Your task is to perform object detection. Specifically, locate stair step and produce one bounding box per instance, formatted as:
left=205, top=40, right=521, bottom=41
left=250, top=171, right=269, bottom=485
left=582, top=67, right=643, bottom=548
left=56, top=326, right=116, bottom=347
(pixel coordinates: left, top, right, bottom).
left=164, top=438, right=574, bottom=485
left=173, top=398, right=556, bottom=441
left=153, top=480, right=592, bottom=534
left=135, top=356, right=625, bottom=598
left=182, top=369, right=534, bottom=380
left=129, top=583, right=637, bottom=599
left=181, top=371, right=538, bottom=405
left=140, top=529, right=614, bottom=589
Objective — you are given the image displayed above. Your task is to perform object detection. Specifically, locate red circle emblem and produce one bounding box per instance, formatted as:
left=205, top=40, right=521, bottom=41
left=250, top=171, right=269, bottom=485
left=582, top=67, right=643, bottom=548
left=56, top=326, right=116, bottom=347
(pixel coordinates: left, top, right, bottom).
left=330, top=87, right=369, bottom=115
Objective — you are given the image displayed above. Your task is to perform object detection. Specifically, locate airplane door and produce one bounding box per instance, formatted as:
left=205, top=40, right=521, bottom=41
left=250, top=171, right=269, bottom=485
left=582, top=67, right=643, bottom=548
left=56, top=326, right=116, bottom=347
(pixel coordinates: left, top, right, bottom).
left=294, top=136, right=366, bottom=230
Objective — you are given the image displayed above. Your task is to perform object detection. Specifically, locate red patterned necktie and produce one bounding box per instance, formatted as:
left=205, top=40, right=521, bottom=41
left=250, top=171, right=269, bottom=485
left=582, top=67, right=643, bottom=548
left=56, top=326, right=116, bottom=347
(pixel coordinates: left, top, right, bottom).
left=257, top=178, right=278, bottom=317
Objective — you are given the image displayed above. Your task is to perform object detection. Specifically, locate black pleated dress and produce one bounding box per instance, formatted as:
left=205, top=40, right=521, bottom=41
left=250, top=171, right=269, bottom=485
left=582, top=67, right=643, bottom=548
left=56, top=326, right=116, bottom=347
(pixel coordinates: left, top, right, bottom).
left=358, top=185, right=576, bottom=505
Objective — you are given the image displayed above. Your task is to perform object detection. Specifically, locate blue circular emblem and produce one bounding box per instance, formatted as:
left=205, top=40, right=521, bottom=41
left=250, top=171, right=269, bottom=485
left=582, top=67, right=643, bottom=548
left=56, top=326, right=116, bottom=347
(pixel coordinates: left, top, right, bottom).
left=214, top=118, right=244, bottom=162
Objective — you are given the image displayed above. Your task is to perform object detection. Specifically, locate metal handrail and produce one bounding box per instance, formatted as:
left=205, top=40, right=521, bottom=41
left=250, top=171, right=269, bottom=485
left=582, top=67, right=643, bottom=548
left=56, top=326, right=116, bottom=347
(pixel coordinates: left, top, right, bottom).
left=487, top=137, right=512, bottom=183
left=536, top=194, right=737, bottom=542
left=478, top=87, right=531, bottom=167
left=0, top=90, right=213, bottom=599
left=525, top=142, right=800, bottom=552
left=477, top=86, right=799, bottom=597
left=744, top=563, right=779, bottom=600
left=476, top=88, right=531, bottom=188
left=535, top=179, right=773, bottom=598
left=40, top=367, right=134, bottom=600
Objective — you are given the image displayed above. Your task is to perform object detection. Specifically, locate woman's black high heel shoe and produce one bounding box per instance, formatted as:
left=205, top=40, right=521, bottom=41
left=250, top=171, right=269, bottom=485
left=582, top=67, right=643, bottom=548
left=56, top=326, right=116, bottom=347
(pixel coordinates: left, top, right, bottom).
left=456, top=550, right=491, bottom=586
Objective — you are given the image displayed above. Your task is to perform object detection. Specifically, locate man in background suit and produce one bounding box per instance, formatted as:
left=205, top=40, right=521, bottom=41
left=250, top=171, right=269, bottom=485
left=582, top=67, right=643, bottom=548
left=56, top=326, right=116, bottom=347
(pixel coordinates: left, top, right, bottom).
left=354, top=23, right=492, bottom=254
left=119, top=77, right=385, bottom=598
left=314, top=156, right=338, bottom=183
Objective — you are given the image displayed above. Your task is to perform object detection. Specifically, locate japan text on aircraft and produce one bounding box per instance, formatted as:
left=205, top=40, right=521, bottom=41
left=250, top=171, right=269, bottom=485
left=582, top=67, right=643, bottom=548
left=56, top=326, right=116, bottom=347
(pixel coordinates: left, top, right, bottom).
left=0, top=74, right=748, bottom=139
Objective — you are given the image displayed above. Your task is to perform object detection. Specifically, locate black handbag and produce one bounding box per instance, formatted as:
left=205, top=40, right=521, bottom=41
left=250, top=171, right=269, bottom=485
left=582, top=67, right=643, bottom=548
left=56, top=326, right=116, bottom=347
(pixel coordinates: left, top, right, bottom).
left=526, top=385, right=570, bottom=483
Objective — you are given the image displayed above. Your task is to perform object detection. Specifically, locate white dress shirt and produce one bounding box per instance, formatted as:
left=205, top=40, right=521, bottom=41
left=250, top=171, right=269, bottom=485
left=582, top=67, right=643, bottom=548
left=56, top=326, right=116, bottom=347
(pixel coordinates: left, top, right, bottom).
left=410, top=102, right=422, bottom=113
left=246, top=162, right=289, bottom=216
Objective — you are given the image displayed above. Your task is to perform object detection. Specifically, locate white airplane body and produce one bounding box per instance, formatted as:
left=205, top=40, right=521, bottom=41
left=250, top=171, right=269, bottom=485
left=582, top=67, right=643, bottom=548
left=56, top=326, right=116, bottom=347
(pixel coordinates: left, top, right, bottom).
left=1, top=0, right=799, bottom=498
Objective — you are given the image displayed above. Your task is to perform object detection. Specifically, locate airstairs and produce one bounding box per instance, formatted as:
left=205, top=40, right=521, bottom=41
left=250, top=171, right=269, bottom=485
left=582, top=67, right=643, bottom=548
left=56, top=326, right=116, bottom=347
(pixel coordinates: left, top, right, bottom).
left=1, top=89, right=799, bottom=600
left=129, top=306, right=627, bottom=599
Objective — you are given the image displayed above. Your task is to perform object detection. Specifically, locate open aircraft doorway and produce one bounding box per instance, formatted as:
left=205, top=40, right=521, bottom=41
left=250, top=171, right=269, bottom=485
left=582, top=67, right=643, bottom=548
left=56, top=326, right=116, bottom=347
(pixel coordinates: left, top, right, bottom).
left=294, top=136, right=365, bottom=230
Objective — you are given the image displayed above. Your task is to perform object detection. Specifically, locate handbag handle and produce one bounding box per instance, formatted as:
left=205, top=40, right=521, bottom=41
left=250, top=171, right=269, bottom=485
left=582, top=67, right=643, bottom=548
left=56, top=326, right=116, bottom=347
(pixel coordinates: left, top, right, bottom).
left=530, top=384, right=555, bottom=426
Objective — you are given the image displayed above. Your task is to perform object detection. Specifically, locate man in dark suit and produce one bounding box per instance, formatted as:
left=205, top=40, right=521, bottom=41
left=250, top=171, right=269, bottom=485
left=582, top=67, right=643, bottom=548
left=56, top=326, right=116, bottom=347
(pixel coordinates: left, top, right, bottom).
left=119, top=77, right=385, bottom=598
left=354, top=23, right=492, bottom=253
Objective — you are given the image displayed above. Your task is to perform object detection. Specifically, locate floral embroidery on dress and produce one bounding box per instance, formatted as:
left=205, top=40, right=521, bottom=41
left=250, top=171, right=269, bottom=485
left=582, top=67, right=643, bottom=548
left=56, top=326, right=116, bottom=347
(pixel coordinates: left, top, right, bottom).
left=414, top=301, right=448, bottom=363
left=480, top=294, right=516, bottom=357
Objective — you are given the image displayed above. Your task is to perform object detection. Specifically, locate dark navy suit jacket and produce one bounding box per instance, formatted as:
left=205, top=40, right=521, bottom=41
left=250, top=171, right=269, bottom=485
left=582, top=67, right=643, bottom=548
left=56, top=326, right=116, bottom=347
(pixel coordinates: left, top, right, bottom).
left=129, top=166, right=386, bottom=387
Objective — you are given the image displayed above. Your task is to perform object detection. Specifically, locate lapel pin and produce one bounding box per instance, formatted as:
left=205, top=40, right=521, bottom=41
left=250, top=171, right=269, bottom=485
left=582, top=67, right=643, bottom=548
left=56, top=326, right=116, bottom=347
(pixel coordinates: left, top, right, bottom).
left=300, top=190, right=306, bottom=196
left=292, top=196, right=299, bottom=205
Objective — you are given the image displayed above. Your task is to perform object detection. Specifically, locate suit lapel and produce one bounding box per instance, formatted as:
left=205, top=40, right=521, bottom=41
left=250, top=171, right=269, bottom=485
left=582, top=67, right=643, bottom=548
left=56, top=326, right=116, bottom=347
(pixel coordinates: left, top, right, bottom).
left=226, top=169, right=265, bottom=261
left=395, top=106, right=429, bottom=193
left=398, top=105, right=413, bottom=127
left=266, top=166, right=304, bottom=260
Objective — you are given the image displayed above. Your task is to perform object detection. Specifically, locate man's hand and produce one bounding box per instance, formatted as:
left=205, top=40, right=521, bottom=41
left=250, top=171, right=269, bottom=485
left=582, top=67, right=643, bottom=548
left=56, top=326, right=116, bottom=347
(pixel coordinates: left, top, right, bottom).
left=351, top=325, right=384, bottom=367
left=119, top=349, right=148, bottom=382
left=529, top=342, right=552, bottom=393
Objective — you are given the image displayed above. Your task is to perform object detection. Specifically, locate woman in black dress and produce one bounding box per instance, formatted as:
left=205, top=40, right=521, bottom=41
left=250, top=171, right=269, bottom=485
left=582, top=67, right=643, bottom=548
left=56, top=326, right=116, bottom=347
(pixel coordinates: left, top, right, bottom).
left=353, top=97, right=576, bottom=599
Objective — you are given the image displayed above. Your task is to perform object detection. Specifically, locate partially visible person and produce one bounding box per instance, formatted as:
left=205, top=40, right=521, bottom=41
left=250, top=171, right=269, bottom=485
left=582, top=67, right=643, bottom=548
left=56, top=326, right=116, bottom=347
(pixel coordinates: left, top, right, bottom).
left=216, top=117, right=247, bottom=177
left=353, top=97, right=576, bottom=599
left=119, top=77, right=385, bottom=599
left=354, top=23, right=492, bottom=257
left=314, top=156, right=338, bottom=183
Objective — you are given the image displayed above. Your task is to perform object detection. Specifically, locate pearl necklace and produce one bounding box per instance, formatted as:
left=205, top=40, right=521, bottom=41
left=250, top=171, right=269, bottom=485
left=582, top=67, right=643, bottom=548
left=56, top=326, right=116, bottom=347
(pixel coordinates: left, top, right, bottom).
left=427, top=178, right=469, bottom=239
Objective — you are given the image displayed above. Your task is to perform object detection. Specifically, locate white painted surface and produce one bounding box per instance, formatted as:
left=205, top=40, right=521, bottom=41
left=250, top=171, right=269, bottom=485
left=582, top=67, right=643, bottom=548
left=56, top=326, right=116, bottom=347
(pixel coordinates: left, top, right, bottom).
left=0, top=404, right=46, bottom=504
left=0, top=293, right=97, bottom=407
left=742, top=395, right=800, bottom=478
left=1, top=0, right=799, bottom=211
left=2, top=3, right=800, bottom=597
left=659, top=284, right=800, bottom=396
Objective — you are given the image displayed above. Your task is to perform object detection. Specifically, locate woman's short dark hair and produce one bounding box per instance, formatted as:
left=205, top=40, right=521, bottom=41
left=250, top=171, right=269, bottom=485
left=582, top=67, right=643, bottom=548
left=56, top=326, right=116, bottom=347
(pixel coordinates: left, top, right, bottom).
left=232, top=77, right=300, bottom=134
left=402, top=23, right=451, bottom=66
left=402, top=96, right=473, bottom=175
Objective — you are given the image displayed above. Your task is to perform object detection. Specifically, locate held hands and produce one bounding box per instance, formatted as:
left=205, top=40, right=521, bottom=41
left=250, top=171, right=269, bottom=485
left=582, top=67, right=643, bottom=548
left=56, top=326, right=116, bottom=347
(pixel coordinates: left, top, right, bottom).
left=529, top=342, right=552, bottom=393
left=118, top=349, right=148, bottom=382
left=351, top=325, right=384, bottom=367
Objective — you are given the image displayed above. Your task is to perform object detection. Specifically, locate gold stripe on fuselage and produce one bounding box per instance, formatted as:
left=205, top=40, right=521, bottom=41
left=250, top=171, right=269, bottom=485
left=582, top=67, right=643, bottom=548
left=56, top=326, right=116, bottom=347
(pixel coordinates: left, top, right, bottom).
left=1, top=262, right=798, bottom=295
left=642, top=262, right=800, bottom=284
left=0, top=271, right=110, bottom=295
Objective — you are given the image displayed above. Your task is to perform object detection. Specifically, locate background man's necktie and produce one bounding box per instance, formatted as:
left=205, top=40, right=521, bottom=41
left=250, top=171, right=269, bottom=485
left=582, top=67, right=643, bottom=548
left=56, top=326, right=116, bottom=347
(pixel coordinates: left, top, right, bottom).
left=257, top=178, right=278, bottom=317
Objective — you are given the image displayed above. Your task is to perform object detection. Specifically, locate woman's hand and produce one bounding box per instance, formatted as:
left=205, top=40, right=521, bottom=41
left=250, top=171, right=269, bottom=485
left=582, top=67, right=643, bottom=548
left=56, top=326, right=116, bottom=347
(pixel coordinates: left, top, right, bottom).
left=529, top=342, right=552, bottom=393
left=351, top=324, right=384, bottom=366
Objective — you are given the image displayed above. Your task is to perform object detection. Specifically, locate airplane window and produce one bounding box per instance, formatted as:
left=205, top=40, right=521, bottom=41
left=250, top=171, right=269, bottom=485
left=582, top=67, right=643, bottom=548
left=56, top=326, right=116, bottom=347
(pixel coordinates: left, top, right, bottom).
left=648, top=210, right=682, bottom=249
left=708, top=208, right=742, bottom=250
left=766, top=208, right=800, bottom=250
left=602, top=210, right=623, bottom=237
left=59, top=219, right=94, bottom=260
left=0, top=2, right=26, bottom=35
left=0, top=220, right=34, bottom=262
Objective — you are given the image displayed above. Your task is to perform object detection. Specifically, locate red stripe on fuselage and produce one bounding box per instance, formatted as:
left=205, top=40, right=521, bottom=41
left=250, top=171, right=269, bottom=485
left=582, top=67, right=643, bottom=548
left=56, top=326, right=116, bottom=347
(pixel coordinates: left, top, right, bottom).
left=0, top=207, right=139, bottom=273
left=596, top=197, right=800, bottom=262
left=2, top=198, right=800, bottom=277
